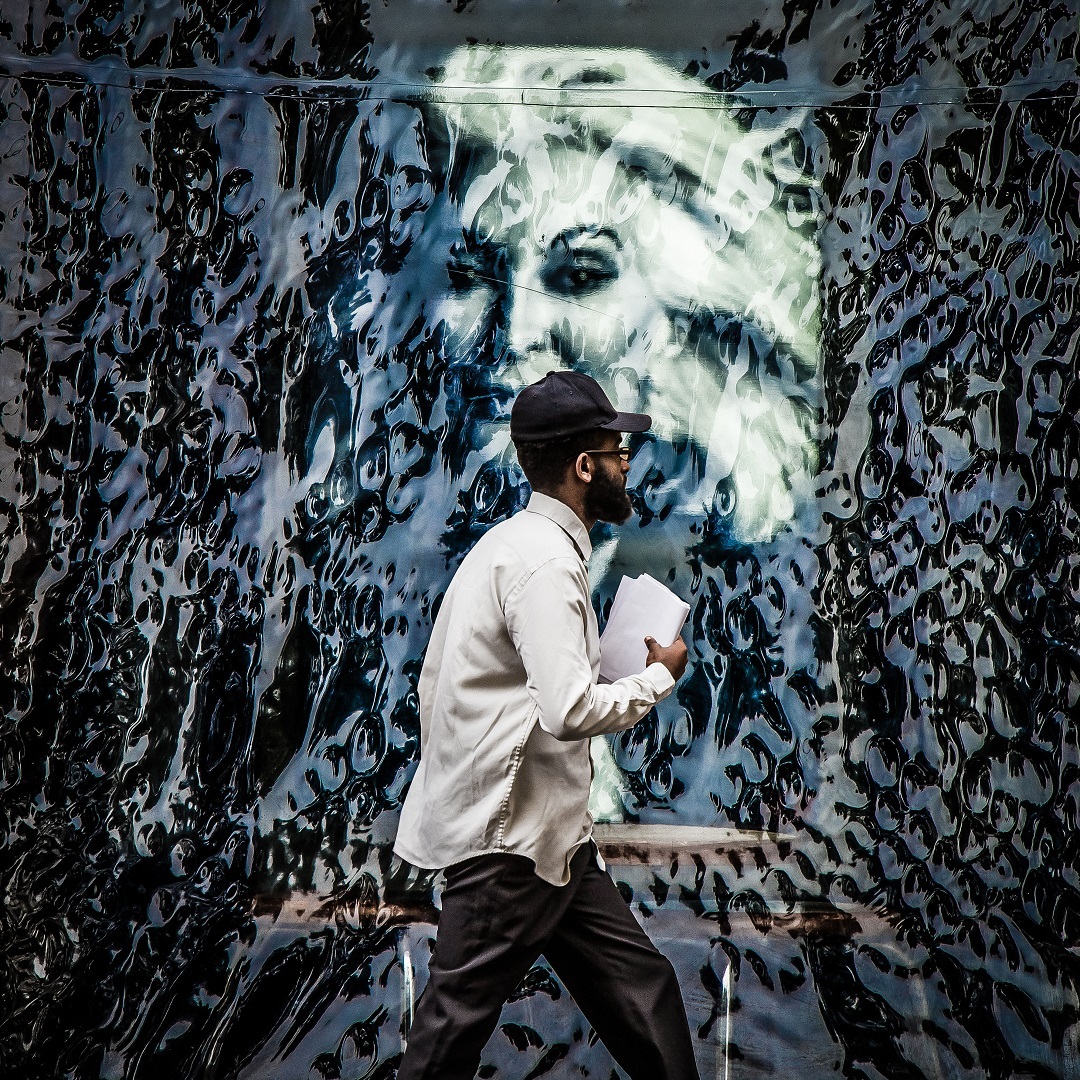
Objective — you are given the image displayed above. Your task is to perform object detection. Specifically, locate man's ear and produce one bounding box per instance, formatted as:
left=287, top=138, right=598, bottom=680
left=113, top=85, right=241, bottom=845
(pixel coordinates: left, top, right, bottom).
left=573, top=452, right=593, bottom=483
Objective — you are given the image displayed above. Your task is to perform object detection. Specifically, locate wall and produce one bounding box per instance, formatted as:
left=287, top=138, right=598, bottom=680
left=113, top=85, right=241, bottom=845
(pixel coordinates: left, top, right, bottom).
left=1, top=1, right=1078, bottom=1077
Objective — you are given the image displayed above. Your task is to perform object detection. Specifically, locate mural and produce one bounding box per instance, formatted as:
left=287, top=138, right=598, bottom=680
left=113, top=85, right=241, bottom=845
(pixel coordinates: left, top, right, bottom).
left=1, top=1, right=1078, bottom=1077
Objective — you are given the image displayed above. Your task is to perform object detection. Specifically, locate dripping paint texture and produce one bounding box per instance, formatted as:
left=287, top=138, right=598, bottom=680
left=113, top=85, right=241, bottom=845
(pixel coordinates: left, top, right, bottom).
left=0, top=1, right=1078, bottom=1078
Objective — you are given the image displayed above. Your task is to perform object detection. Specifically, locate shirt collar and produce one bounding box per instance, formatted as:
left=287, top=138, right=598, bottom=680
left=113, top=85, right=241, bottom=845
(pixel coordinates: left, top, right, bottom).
left=525, top=491, right=593, bottom=562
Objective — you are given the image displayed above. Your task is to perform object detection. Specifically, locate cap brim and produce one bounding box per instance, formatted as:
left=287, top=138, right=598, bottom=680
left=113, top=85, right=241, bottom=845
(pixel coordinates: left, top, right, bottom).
left=601, top=410, right=652, bottom=433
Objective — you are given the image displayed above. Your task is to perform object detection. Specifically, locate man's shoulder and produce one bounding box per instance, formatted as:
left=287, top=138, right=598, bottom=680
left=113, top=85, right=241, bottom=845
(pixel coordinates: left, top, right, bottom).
left=462, top=507, right=575, bottom=575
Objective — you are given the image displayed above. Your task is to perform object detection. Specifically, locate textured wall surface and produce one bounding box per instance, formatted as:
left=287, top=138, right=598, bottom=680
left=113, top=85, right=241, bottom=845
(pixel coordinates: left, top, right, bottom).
left=1, top=1, right=1078, bottom=1077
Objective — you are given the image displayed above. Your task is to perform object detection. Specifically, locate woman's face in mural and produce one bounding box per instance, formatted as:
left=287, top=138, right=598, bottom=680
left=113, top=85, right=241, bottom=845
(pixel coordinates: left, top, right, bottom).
left=425, top=66, right=820, bottom=541
left=437, top=141, right=691, bottom=429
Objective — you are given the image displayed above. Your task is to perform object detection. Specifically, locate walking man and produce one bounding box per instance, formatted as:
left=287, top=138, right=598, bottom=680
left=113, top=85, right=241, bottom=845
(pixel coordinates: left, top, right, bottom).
left=394, top=369, right=700, bottom=1079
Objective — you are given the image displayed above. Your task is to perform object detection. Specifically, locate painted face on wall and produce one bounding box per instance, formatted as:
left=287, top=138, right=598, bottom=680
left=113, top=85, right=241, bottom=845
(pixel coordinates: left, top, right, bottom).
left=422, top=47, right=822, bottom=543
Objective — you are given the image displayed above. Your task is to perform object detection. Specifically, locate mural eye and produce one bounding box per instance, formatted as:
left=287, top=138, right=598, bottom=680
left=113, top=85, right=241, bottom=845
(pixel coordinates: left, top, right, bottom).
left=447, top=240, right=502, bottom=293
left=543, top=255, right=617, bottom=295
left=447, top=257, right=498, bottom=294
left=447, top=260, right=478, bottom=292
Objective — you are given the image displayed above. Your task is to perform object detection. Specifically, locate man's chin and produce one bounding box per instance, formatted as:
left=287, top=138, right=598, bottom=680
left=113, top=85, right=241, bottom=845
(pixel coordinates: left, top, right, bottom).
left=592, top=494, right=634, bottom=526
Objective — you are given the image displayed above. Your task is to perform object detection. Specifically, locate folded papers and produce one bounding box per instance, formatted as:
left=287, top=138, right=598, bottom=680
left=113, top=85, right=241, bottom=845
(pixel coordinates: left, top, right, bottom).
left=598, top=573, right=690, bottom=683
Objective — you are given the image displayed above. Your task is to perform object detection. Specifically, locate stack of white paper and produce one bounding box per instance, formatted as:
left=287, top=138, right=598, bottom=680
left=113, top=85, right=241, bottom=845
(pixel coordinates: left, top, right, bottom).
left=598, top=574, right=690, bottom=683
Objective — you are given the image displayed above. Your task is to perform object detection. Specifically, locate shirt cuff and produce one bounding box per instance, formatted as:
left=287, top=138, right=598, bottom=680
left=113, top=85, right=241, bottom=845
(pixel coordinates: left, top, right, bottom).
left=644, top=661, right=676, bottom=698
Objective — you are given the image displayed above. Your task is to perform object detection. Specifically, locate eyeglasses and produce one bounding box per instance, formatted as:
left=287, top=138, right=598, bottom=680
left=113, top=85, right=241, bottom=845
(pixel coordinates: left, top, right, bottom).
left=582, top=446, right=633, bottom=463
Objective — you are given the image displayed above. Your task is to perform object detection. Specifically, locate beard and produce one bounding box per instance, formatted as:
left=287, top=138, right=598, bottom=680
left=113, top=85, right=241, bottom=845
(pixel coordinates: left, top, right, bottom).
left=585, top=460, right=633, bottom=524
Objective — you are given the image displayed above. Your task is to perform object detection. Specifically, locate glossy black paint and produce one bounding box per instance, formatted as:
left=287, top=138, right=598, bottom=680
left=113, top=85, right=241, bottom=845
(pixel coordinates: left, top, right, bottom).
left=1, top=2, right=1078, bottom=1078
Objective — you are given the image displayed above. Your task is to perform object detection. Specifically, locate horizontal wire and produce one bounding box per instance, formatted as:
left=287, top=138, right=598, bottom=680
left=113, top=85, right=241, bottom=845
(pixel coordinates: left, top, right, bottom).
left=0, top=53, right=1075, bottom=109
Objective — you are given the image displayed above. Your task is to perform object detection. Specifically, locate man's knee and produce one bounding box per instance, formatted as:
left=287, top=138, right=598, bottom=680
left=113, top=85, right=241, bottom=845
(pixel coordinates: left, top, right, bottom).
left=620, top=945, right=682, bottom=1009
left=653, top=952, right=683, bottom=998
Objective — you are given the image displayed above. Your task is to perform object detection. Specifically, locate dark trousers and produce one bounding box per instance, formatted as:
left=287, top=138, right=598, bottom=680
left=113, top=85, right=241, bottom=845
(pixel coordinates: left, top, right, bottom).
left=397, top=842, right=701, bottom=1080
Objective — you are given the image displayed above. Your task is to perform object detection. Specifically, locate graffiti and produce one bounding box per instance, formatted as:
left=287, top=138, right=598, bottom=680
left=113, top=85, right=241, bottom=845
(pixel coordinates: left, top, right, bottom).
left=0, top=1, right=1078, bottom=1077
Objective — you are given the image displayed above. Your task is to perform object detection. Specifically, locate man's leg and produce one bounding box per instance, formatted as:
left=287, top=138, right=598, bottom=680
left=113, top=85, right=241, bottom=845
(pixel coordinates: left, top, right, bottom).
left=397, top=852, right=575, bottom=1080
left=542, top=850, right=701, bottom=1080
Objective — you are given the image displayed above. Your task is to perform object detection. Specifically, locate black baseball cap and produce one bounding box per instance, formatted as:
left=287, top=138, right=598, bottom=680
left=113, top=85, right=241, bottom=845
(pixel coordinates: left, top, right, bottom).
left=509, top=370, right=652, bottom=443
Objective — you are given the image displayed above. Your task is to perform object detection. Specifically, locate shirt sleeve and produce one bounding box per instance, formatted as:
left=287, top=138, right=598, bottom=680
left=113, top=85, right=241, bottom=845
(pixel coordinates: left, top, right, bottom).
left=504, top=555, right=677, bottom=742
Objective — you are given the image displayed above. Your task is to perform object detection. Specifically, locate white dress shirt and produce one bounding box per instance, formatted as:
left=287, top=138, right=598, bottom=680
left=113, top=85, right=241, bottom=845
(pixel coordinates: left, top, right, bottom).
left=394, top=491, right=676, bottom=885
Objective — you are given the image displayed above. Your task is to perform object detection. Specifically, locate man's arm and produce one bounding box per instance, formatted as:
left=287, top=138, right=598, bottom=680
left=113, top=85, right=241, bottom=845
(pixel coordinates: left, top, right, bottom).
left=506, top=557, right=680, bottom=742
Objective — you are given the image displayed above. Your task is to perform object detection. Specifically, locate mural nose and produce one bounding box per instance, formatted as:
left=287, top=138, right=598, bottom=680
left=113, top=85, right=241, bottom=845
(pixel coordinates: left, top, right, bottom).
left=502, top=279, right=573, bottom=383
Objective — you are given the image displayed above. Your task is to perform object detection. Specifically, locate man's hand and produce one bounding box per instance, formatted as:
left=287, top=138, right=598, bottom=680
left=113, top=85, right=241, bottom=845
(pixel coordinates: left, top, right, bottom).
left=645, top=635, right=688, bottom=681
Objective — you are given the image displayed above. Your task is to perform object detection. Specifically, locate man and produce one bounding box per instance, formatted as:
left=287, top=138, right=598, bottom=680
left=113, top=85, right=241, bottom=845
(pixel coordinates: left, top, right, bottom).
left=393, top=369, right=700, bottom=1079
